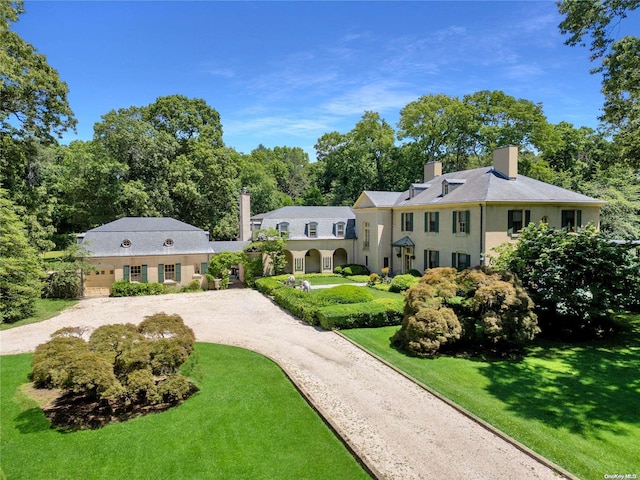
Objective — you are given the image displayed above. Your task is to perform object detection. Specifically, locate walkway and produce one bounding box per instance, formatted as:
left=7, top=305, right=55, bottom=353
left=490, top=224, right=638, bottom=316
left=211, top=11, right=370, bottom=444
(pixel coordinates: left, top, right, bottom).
left=0, top=290, right=567, bottom=479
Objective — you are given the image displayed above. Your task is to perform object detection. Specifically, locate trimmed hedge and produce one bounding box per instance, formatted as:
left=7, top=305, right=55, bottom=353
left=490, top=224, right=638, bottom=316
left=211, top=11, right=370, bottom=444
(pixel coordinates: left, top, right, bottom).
left=318, top=298, right=403, bottom=330
left=334, top=264, right=369, bottom=276
left=316, top=285, right=374, bottom=304
left=111, top=281, right=168, bottom=297
left=272, top=288, right=330, bottom=326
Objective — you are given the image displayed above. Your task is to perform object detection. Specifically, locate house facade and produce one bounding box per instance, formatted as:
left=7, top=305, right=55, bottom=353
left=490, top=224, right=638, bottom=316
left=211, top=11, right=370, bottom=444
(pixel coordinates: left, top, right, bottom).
left=352, top=146, right=604, bottom=275
left=248, top=206, right=357, bottom=275
left=78, top=217, right=246, bottom=296
left=251, top=146, right=604, bottom=276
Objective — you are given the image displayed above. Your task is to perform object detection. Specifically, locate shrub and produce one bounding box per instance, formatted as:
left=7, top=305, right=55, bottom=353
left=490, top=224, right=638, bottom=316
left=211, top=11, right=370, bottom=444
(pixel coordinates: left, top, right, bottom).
left=318, top=300, right=403, bottom=330
left=338, top=264, right=369, bottom=276
left=333, top=265, right=343, bottom=275
left=392, top=305, right=461, bottom=357
left=29, top=314, right=197, bottom=427
left=407, top=269, right=423, bottom=277
left=181, top=279, right=202, bottom=292
left=493, top=223, right=640, bottom=339
left=392, top=267, right=538, bottom=357
left=389, top=274, right=419, bottom=293
left=255, top=275, right=288, bottom=295
left=272, top=288, right=330, bottom=325
left=316, top=285, right=374, bottom=304
left=368, top=273, right=381, bottom=286
left=111, top=280, right=168, bottom=297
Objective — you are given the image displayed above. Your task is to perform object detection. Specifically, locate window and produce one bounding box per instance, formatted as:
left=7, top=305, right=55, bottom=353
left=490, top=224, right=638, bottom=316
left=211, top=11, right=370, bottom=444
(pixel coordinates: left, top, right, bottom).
left=121, top=239, right=131, bottom=248
left=164, top=264, right=176, bottom=281
left=562, top=209, right=582, bottom=232
left=130, top=265, right=142, bottom=282
left=308, top=222, right=318, bottom=238
left=278, top=223, right=289, bottom=236
left=323, top=256, right=332, bottom=270
left=507, top=209, right=530, bottom=236
left=294, top=258, right=304, bottom=272
left=453, top=210, right=470, bottom=235
left=424, top=212, right=439, bottom=233
left=363, top=222, right=370, bottom=249
left=383, top=257, right=389, bottom=269
left=164, top=238, right=174, bottom=247
left=335, top=222, right=345, bottom=238
left=424, top=250, right=439, bottom=270
left=401, top=212, right=414, bottom=232
left=452, top=252, right=471, bottom=270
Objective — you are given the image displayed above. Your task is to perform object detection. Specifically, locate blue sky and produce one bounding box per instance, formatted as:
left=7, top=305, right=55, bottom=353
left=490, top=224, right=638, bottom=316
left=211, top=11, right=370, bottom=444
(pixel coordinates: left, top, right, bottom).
left=14, top=1, right=630, bottom=160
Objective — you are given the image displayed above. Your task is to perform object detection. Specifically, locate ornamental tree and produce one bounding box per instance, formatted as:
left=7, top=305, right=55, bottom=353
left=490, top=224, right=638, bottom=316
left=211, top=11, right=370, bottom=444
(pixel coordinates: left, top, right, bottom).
left=493, top=223, right=640, bottom=339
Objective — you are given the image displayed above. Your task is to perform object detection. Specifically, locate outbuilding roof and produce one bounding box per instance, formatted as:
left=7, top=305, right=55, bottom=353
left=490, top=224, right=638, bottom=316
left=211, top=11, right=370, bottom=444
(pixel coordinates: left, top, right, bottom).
left=80, top=217, right=214, bottom=257
left=252, top=206, right=356, bottom=240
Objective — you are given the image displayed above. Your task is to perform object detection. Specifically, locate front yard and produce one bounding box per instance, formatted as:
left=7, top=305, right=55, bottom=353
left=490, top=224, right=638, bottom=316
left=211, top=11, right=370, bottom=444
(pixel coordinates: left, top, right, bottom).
left=342, top=315, right=640, bottom=480
left=0, top=343, right=370, bottom=480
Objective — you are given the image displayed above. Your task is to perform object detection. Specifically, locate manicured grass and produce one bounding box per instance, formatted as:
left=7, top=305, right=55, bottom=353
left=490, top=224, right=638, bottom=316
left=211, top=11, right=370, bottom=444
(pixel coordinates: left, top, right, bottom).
left=300, top=274, right=358, bottom=285
left=0, top=343, right=370, bottom=480
left=342, top=318, right=640, bottom=480
left=0, top=298, right=78, bottom=331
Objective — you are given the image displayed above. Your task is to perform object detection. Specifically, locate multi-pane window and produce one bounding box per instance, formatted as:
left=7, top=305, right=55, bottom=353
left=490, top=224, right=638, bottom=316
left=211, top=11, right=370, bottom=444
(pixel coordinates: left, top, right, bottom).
left=164, top=264, right=176, bottom=281
left=401, top=212, right=414, bottom=232
left=363, top=222, right=370, bottom=249
left=294, top=258, right=304, bottom=272
left=424, top=212, right=439, bottom=233
left=424, top=250, right=439, bottom=270
left=308, top=222, right=318, bottom=238
left=452, top=252, right=471, bottom=270
left=278, top=223, right=289, bottom=236
left=561, top=209, right=582, bottom=232
left=508, top=209, right=531, bottom=235
left=453, top=210, right=470, bottom=234
left=130, top=265, right=142, bottom=282
left=323, top=256, right=332, bottom=270
left=336, top=222, right=345, bottom=237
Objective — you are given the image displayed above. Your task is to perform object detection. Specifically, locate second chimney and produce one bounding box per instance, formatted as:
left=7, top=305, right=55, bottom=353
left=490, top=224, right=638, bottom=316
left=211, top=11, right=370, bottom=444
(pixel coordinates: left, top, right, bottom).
left=424, top=161, right=442, bottom=182
left=493, top=145, right=518, bottom=180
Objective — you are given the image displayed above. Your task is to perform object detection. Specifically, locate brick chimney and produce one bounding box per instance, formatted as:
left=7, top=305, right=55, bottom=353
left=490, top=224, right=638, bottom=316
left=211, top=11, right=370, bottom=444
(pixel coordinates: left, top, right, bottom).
left=424, top=161, right=442, bottom=182
left=493, top=145, right=518, bottom=180
left=239, top=187, right=251, bottom=241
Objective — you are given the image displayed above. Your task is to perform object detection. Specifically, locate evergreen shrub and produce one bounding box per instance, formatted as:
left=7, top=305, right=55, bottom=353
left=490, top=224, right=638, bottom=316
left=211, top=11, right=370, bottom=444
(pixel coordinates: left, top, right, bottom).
left=389, top=274, right=419, bottom=293
left=316, top=285, right=374, bottom=304
left=317, top=298, right=403, bottom=329
left=338, top=264, right=370, bottom=276
left=111, top=280, right=168, bottom=297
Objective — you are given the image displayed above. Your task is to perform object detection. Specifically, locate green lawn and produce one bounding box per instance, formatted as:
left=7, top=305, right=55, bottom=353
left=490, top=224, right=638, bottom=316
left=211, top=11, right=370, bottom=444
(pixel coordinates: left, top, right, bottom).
left=0, top=343, right=370, bottom=480
left=342, top=318, right=640, bottom=480
left=1, top=298, right=78, bottom=331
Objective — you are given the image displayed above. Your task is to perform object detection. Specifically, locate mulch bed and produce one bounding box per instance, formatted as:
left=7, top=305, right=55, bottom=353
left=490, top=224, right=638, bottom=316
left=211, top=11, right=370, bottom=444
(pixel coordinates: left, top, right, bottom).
left=41, top=383, right=199, bottom=431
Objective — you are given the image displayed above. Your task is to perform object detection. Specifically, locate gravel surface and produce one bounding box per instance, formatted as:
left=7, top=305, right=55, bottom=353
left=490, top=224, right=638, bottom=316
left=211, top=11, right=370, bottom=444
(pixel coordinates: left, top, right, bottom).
left=0, top=290, right=567, bottom=480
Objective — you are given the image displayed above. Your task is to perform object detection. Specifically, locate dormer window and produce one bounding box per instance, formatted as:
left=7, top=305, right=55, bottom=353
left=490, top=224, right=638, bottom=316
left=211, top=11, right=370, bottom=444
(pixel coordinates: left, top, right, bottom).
left=164, top=238, right=174, bottom=247
left=442, top=179, right=466, bottom=196
left=308, top=222, right=318, bottom=238
left=278, top=222, right=289, bottom=236
left=335, top=222, right=345, bottom=238
left=121, top=239, right=131, bottom=248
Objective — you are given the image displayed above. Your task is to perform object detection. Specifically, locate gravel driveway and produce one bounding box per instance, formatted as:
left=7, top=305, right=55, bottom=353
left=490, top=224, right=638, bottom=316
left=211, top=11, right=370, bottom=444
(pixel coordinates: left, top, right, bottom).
left=0, top=290, right=568, bottom=480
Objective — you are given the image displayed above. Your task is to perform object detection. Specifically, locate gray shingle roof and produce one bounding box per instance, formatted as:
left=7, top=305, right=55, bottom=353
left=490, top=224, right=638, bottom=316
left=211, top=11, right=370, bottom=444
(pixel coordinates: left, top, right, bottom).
left=80, top=217, right=214, bottom=257
left=253, top=206, right=356, bottom=240
left=210, top=241, right=249, bottom=253
left=363, top=167, right=604, bottom=208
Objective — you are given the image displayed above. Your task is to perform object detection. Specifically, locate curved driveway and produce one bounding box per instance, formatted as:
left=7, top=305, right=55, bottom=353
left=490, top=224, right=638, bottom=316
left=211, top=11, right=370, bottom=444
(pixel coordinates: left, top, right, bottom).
left=0, top=290, right=567, bottom=480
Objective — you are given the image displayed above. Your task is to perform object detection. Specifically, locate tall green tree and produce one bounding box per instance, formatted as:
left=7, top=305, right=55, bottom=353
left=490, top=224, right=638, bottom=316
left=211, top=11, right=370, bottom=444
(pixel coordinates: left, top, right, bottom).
left=0, top=190, right=44, bottom=323
left=1, top=0, right=76, bottom=250
left=558, top=0, right=640, bottom=169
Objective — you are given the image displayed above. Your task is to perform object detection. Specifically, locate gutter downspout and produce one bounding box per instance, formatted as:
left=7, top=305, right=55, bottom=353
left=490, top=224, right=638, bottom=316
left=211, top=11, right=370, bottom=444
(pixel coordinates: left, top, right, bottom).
left=479, top=203, right=484, bottom=267
left=390, top=208, right=394, bottom=275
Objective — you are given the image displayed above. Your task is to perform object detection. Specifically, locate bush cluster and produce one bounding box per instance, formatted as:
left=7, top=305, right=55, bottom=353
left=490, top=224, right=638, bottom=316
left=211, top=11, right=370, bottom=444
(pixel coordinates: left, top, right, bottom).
left=254, top=274, right=403, bottom=329
left=111, top=280, right=168, bottom=297
left=493, top=223, right=640, bottom=339
left=389, top=274, right=419, bottom=293
left=334, top=264, right=370, bottom=276
left=30, top=313, right=197, bottom=418
left=392, top=267, right=539, bottom=357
